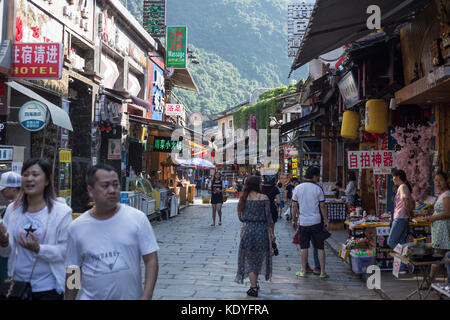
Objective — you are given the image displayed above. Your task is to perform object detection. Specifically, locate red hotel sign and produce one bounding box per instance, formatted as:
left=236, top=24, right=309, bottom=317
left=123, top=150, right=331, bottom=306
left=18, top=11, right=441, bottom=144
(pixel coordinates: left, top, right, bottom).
left=12, top=43, right=63, bottom=79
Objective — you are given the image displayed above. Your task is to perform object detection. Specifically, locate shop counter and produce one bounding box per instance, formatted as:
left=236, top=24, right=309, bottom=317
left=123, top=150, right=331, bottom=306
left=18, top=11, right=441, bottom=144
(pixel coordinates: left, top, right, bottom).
left=341, top=219, right=431, bottom=270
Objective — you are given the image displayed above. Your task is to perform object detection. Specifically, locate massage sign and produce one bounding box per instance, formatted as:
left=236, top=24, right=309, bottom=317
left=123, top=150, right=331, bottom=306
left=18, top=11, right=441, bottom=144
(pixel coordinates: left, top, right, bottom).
left=12, top=43, right=63, bottom=79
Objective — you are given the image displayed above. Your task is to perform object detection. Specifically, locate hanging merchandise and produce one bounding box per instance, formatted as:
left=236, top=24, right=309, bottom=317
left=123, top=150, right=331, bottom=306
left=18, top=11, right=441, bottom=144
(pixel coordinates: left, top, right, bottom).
left=365, top=100, right=388, bottom=134
left=341, top=110, right=360, bottom=139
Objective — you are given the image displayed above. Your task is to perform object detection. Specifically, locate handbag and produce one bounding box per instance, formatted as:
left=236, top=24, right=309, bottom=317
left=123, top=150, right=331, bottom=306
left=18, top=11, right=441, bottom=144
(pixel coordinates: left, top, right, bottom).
left=0, top=210, right=49, bottom=300
left=322, top=225, right=331, bottom=240
left=293, top=231, right=299, bottom=244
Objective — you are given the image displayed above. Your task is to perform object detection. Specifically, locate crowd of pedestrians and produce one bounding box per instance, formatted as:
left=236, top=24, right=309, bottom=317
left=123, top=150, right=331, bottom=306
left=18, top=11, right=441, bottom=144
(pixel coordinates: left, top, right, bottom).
left=1, top=159, right=448, bottom=299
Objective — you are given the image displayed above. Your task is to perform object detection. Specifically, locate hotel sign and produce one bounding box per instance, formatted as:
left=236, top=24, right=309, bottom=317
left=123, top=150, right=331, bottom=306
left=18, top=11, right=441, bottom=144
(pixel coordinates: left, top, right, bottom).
left=12, top=43, right=63, bottom=79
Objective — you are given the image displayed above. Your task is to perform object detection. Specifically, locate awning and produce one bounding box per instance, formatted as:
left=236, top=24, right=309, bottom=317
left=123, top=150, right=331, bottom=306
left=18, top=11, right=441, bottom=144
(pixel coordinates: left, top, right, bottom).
left=128, top=114, right=174, bottom=132
left=7, top=81, right=73, bottom=131
left=290, top=0, right=433, bottom=73
left=170, top=68, right=199, bottom=92
left=395, top=65, right=450, bottom=105
left=280, top=110, right=324, bottom=136
left=130, top=95, right=151, bottom=110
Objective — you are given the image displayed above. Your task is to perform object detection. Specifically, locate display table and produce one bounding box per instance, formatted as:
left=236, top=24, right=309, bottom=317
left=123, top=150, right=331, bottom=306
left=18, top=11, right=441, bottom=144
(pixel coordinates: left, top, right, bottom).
left=342, top=220, right=431, bottom=270
left=390, top=252, right=450, bottom=300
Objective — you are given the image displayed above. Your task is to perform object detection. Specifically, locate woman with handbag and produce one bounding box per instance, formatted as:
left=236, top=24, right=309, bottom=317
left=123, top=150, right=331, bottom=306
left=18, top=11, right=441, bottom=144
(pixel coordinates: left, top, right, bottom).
left=209, top=171, right=224, bottom=226
left=235, top=176, right=274, bottom=297
left=0, top=158, right=72, bottom=300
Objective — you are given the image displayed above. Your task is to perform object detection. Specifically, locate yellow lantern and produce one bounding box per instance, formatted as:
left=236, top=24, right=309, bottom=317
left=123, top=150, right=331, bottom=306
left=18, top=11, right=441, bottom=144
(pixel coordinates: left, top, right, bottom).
left=365, top=99, right=388, bottom=134
left=341, top=111, right=360, bottom=139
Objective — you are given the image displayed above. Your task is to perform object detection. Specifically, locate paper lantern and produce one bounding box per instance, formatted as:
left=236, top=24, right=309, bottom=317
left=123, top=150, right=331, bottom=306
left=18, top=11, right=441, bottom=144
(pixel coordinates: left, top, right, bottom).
left=365, top=99, right=388, bottom=134
left=341, top=111, right=360, bottom=139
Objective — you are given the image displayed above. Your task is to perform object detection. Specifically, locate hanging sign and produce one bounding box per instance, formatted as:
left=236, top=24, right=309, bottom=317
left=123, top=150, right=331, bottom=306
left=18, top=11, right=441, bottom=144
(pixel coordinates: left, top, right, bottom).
left=153, top=136, right=182, bottom=153
left=165, top=104, right=184, bottom=117
left=347, top=150, right=395, bottom=171
left=18, top=101, right=49, bottom=132
left=166, top=26, right=187, bottom=69
left=338, top=71, right=359, bottom=108
left=58, top=149, right=72, bottom=208
left=12, top=43, right=63, bottom=79
left=143, top=0, right=166, bottom=38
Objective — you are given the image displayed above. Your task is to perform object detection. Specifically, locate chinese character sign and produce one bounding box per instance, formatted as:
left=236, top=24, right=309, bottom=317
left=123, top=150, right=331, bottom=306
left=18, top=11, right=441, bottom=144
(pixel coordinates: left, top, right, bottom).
left=165, top=104, right=184, bottom=117
left=347, top=151, right=395, bottom=172
left=143, top=0, right=166, bottom=38
left=13, top=43, right=63, bottom=79
left=153, top=136, right=182, bottom=153
left=166, top=26, right=187, bottom=69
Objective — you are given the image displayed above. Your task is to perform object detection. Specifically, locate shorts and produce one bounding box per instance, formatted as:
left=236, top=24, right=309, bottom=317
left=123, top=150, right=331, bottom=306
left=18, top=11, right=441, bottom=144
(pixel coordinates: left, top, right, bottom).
left=211, top=193, right=223, bottom=204
left=277, top=201, right=284, bottom=209
left=298, top=223, right=325, bottom=250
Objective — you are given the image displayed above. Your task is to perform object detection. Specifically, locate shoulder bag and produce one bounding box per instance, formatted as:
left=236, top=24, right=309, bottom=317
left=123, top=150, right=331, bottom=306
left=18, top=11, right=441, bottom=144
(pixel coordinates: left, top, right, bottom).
left=0, top=209, right=50, bottom=300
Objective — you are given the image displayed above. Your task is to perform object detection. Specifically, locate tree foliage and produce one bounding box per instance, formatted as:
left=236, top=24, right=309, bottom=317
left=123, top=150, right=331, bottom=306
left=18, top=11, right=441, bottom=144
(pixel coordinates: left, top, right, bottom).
left=120, top=0, right=308, bottom=115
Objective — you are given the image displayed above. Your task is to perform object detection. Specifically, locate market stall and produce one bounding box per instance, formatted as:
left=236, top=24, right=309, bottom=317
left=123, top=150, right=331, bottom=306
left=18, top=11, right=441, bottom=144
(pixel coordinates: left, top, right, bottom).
left=340, top=213, right=431, bottom=272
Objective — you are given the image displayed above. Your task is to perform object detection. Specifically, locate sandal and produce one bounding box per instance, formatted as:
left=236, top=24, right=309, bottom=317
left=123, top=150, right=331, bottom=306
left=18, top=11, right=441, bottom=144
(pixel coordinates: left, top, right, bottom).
left=296, top=271, right=307, bottom=278
left=247, top=287, right=258, bottom=297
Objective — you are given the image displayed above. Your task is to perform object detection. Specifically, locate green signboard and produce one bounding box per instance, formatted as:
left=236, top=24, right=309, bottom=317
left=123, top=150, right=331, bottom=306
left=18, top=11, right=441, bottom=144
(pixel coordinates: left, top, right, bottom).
left=166, top=26, right=187, bottom=69
left=153, top=136, right=182, bottom=152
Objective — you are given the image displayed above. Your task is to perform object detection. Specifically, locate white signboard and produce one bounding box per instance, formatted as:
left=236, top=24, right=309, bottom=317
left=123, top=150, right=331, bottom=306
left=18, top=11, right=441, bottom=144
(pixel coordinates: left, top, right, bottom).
left=166, top=104, right=184, bottom=117
left=347, top=150, right=395, bottom=171
left=287, top=3, right=313, bottom=57
left=338, top=71, right=359, bottom=108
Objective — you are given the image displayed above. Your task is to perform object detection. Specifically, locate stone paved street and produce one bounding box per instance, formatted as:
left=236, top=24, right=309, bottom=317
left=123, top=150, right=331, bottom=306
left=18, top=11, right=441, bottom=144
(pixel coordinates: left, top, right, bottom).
left=147, top=198, right=381, bottom=300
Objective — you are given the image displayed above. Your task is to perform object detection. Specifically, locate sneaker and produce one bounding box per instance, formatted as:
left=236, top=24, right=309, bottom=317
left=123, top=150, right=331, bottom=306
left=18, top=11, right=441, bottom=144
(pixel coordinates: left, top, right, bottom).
left=306, top=265, right=314, bottom=273
left=313, top=267, right=321, bottom=275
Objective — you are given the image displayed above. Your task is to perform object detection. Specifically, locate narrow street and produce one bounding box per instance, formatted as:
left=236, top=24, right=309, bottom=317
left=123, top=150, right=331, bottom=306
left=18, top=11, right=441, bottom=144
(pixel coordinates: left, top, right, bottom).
left=148, top=198, right=381, bottom=300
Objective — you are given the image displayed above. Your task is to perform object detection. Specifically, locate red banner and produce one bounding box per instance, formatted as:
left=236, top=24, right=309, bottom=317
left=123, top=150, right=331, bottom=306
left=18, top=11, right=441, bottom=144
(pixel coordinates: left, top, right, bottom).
left=12, top=43, right=63, bottom=79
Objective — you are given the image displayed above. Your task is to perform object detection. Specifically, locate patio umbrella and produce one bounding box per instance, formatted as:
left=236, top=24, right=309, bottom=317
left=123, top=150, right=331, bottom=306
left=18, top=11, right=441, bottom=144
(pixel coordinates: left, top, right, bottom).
left=188, top=158, right=216, bottom=169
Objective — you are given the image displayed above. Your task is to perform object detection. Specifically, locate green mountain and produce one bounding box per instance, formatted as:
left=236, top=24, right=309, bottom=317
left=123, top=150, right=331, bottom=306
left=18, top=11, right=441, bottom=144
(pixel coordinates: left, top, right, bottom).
left=120, top=0, right=308, bottom=114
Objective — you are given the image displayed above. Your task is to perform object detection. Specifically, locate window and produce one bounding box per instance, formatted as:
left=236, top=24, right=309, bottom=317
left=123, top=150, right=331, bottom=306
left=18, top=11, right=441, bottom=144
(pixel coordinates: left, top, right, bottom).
left=229, top=120, right=233, bottom=128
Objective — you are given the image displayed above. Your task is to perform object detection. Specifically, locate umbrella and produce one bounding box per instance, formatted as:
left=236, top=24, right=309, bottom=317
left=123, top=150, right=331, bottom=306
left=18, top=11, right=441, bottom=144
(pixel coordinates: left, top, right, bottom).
left=188, top=158, right=216, bottom=169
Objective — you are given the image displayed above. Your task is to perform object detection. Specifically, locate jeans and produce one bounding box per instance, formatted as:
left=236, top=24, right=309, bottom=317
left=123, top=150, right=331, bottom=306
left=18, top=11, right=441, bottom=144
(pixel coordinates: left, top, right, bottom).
left=388, top=218, right=409, bottom=249
left=388, top=218, right=409, bottom=271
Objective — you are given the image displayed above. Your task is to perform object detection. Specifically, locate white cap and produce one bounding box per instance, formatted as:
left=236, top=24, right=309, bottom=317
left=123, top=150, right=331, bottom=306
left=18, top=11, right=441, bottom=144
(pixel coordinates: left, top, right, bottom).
left=0, top=171, right=22, bottom=191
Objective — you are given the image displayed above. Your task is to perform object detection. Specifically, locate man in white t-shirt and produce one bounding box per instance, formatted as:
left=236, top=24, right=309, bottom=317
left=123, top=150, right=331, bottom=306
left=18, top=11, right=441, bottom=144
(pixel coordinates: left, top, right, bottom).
left=291, top=167, right=329, bottom=278
left=65, top=164, right=159, bottom=300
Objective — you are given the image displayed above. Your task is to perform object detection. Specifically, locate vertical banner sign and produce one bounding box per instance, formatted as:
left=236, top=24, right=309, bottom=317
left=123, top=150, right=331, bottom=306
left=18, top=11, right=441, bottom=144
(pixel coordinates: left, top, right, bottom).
left=12, top=43, right=63, bottom=79
left=60, top=100, right=70, bottom=149
left=59, top=149, right=72, bottom=208
left=166, top=26, right=187, bottom=69
left=143, top=0, right=166, bottom=38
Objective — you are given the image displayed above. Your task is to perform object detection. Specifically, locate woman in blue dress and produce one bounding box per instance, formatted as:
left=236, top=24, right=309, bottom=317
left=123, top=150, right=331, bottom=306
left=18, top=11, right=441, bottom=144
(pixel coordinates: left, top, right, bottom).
left=235, top=176, right=274, bottom=297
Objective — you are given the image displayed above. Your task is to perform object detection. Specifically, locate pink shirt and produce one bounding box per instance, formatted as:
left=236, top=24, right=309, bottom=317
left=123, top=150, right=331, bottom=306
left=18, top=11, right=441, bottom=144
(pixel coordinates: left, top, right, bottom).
left=393, top=184, right=411, bottom=220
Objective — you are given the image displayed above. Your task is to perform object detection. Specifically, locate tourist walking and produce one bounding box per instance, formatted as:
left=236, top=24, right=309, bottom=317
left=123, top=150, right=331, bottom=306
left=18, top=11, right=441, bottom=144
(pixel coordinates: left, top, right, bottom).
left=422, top=171, right=450, bottom=289
left=277, top=182, right=285, bottom=219
left=261, top=175, right=281, bottom=256
left=0, top=159, right=72, bottom=300
left=235, top=176, right=274, bottom=297
left=291, top=166, right=329, bottom=278
left=64, top=164, right=159, bottom=300
left=209, top=171, right=224, bottom=226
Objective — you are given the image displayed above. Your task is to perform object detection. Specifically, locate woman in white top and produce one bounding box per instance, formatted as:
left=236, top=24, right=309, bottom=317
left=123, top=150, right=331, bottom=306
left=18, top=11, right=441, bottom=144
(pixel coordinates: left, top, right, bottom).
left=0, top=158, right=72, bottom=300
left=339, top=172, right=356, bottom=210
